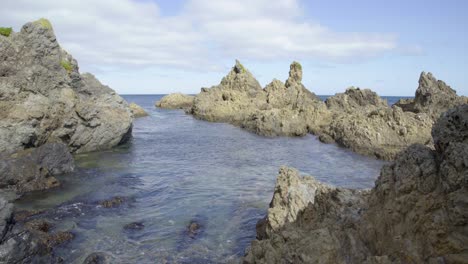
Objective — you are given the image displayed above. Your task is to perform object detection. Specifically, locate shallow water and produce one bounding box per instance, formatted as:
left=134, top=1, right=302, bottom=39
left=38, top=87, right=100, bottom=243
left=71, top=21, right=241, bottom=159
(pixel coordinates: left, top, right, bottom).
left=15, top=95, right=386, bottom=263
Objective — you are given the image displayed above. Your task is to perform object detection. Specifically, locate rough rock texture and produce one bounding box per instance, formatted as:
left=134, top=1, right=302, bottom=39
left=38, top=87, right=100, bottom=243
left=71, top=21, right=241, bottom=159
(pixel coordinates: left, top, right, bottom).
left=325, top=87, right=388, bottom=112
left=156, top=93, right=194, bottom=110
left=188, top=61, right=465, bottom=160
left=0, top=19, right=133, bottom=154
left=395, top=72, right=468, bottom=120
left=128, top=102, right=148, bottom=118
left=191, top=60, right=330, bottom=137
left=0, top=143, right=74, bottom=194
left=316, top=87, right=435, bottom=160
left=245, top=104, right=468, bottom=264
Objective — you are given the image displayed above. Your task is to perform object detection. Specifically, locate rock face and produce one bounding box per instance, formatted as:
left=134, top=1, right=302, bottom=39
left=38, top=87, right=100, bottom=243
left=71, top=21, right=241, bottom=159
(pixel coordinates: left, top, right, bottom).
left=395, top=72, right=468, bottom=120
left=156, top=93, right=194, bottom=110
left=0, top=143, right=74, bottom=194
left=129, top=102, right=148, bottom=118
left=0, top=19, right=133, bottom=154
left=191, top=60, right=330, bottom=137
left=245, top=104, right=468, bottom=263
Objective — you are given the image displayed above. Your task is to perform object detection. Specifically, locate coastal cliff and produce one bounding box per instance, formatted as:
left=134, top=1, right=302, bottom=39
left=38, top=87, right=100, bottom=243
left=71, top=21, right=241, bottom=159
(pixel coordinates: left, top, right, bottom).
left=244, top=104, right=468, bottom=263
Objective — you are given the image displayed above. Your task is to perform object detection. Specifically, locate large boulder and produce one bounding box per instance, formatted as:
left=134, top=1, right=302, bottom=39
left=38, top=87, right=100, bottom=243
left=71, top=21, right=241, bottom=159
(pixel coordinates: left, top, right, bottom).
left=395, top=72, right=468, bottom=120
left=0, top=19, right=133, bottom=154
left=155, top=93, right=194, bottom=110
left=245, top=104, right=468, bottom=263
left=0, top=143, right=74, bottom=194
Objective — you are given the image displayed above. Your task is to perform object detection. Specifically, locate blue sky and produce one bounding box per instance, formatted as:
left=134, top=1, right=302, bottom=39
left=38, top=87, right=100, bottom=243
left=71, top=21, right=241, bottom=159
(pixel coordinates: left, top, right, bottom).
left=1, top=0, right=467, bottom=95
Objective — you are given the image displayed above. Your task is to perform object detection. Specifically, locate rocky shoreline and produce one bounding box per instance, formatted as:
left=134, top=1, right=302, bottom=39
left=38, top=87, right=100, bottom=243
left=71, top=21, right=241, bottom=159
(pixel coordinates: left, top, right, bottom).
left=0, top=19, right=148, bottom=263
left=244, top=104, right=468, bottom=263
left=159, top=61, right=466, bottom=160
left=1, top=18, right=467, bottom=263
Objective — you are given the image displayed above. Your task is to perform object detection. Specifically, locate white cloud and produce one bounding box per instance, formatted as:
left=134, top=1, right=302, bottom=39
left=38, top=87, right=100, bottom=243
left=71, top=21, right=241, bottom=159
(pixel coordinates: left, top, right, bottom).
left=0, top=0, right=399, bottom=74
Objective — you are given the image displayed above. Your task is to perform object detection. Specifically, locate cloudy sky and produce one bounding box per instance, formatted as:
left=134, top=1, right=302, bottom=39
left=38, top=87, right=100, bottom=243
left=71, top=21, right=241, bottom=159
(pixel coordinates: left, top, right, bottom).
left=1, top=0, right=467, bottom=95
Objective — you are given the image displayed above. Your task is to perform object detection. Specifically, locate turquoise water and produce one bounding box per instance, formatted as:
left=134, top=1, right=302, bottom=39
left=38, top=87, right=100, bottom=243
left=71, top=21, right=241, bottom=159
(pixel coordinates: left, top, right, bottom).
left=15, top=95, right=387, bottom=263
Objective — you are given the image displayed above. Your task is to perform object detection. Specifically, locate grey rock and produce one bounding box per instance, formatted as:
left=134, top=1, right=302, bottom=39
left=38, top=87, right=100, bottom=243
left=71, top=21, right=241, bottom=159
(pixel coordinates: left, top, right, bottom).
left=245, top=104, right=468, bottom=263
left=0, top=19, right=133, bottom=154
left=0, top=143, right=74, bottom=194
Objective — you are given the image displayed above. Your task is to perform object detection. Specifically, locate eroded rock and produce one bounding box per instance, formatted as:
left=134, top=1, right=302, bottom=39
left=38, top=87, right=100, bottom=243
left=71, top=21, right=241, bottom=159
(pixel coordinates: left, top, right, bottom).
left=245, top=104, right=468, bottom=263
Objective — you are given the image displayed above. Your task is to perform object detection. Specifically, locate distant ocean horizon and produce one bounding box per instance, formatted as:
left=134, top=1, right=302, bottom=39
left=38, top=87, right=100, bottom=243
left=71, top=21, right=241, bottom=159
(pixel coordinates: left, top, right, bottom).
left=121, top=94, right=413, bottom=106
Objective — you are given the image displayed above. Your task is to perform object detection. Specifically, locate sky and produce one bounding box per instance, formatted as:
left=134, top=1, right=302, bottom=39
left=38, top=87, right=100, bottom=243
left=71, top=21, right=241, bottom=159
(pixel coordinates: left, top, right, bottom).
left=1, top=0, right=467, bottom=96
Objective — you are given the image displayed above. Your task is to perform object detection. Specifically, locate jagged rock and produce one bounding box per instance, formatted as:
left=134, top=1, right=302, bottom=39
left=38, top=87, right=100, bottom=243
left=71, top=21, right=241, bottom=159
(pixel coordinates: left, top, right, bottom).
left=321, top=106, right=433, bottom=160
left=395, top=72, right=468, bottom=120
left=0, top=143, right=74, bottom=194
left=245, top=104, right=468, bottom=263
left=318, top=85, right=436, bottom=160
left=156, top=93, right=194, bottom=109
left=128, top=102, right=148, bottom=118
left=0, top=19, right=133, bottom=154
left=190, top=60, right=329, bottom=137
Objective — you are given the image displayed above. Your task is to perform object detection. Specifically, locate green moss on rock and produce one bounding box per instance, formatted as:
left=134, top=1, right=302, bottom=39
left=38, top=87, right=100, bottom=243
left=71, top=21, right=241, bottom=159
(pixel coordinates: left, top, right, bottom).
left=60, top=60, right=73, bottom=73
left=33, top=18, right=53, bottom=30
left=292, top=61, right=302, bottom=70
left=0, top=27, right=12, bottom=37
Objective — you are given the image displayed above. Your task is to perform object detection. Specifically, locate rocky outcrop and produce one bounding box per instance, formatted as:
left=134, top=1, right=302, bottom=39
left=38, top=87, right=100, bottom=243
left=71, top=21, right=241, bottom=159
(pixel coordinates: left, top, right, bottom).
left=191, top=60, right=330, bottom=137
left=0, top=143, right=74, bottom=194
left=395, top=72, right=468, bottom=120
left=156, top=93, right=194, bottom=110
left=320, top=104, right=434, bottom=160
left=0, top=19, right=133, bottom=154
left=129, top=103, right=148, bottom=118
left=245, top=104, right=468, bottom=263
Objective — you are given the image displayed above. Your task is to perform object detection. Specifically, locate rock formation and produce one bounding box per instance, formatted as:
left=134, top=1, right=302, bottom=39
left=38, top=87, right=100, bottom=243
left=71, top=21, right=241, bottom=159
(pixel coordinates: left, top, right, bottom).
left=0, top=143, right=74, bottom=194
left=156, top=93, right=194, bottom=110
left=395, top=72, right=468, bottom=120
left=183, top=60, right=465, bottom=160
left=319, top=88, right=434, bottom=159
left=0, top=19, right=133, bottom=154
left=129, top=102, right=148, bottom=118
left=190, top=60, right=330, bottom=137
left=244, top=104, right=468, bottom=263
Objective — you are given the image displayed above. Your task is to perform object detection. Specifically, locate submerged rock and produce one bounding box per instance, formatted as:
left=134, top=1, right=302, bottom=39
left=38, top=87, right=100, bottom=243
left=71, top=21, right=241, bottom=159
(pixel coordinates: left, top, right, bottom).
left=123, top=221, right=145, bottom=230
left=156, top=93, right=194, bottom=110
left=245, top=104, right=468, bottom=263
left=0, top=143, right=74, bottom=194
left=129, top=102, right=149, bottom=118
left=0, top=19, right=133, bottom=154
left=99, top=196, right=125, bottom=208
left=187, top=220, right=202, bottom=239
left=82, top=252, right=114, bottom=264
